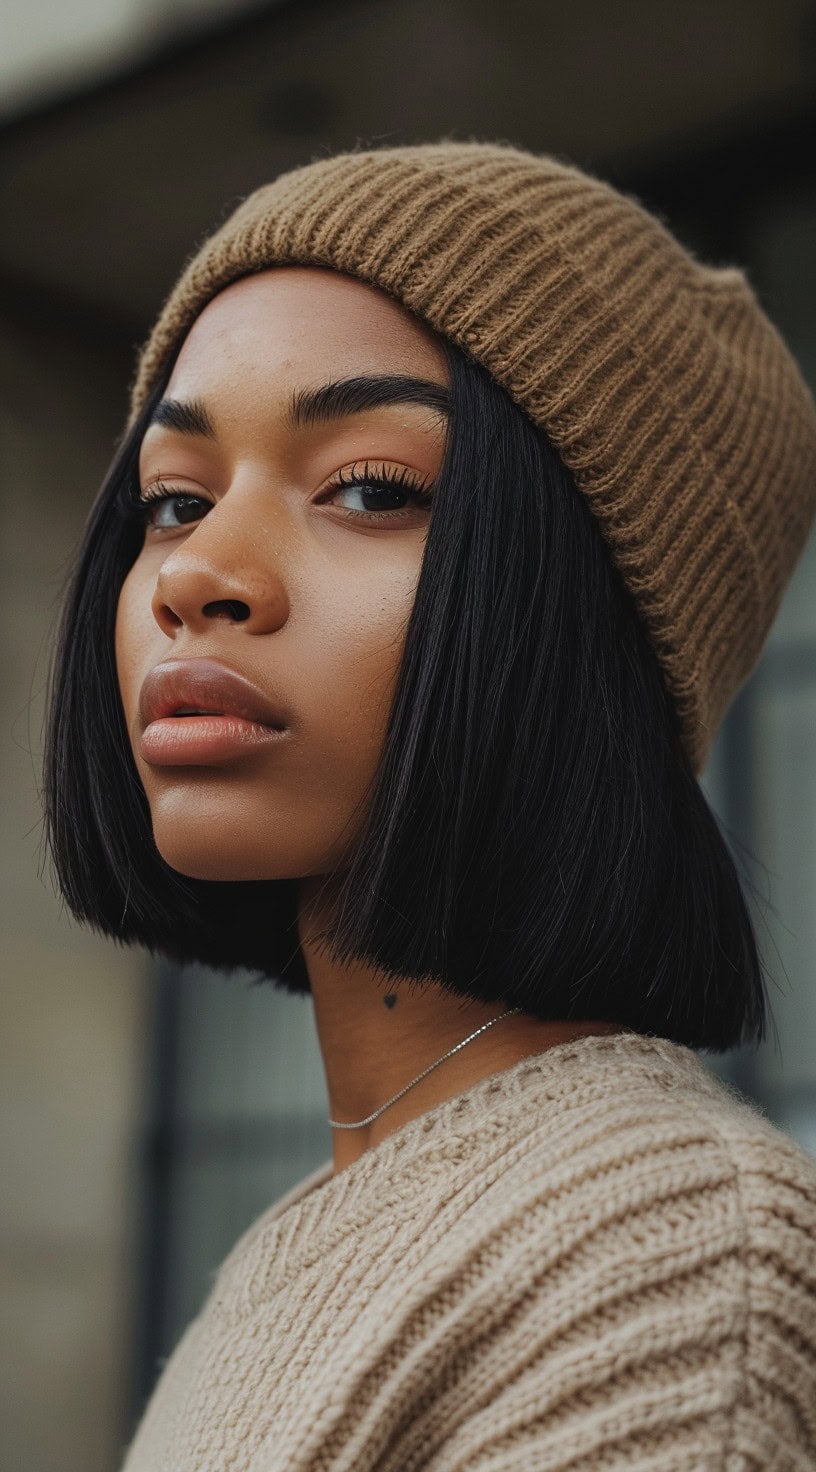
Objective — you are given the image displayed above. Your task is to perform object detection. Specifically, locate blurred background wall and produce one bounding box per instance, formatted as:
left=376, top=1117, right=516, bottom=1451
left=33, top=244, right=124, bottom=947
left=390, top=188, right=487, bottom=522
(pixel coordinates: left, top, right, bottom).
left=1, top=1, right=815, bottom=1468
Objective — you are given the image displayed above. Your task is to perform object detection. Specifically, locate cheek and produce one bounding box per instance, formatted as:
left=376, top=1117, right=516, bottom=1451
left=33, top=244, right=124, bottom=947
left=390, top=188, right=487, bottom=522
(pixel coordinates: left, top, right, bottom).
left=272, top=567, right=418, bottom=875
left=114, top=562, right=160, bottom=727
left=310, top=562, right=419, bottom=747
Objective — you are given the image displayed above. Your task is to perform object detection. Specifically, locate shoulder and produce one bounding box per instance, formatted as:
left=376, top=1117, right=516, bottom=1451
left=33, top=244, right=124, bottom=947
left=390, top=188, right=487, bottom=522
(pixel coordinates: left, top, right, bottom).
left=683, top=1077, right=816, bottom=1468
left=427, top=1049, right=816, bottom=1469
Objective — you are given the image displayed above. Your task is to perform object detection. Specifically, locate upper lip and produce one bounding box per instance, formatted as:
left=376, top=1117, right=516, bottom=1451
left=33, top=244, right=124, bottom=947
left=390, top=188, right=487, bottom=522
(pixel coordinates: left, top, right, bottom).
left=139, top=658, right=289, bottom=729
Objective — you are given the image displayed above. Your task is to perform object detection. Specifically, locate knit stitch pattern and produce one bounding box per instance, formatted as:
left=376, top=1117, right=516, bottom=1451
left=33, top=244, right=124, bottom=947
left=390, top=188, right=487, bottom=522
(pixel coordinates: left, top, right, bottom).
left=118, top=1030, right=816, bottom=1471
left=124, top=141, right=816, bottom=777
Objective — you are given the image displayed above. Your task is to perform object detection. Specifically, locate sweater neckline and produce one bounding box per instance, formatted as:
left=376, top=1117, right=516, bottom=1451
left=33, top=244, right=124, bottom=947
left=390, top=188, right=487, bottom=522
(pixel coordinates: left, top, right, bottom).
left=216, top=1026, right=722, bottom=1298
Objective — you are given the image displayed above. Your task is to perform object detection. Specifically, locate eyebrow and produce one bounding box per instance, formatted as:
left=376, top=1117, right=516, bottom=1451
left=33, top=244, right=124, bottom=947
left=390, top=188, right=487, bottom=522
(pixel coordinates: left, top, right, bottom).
left=286, top=374, right=450, bottom=429
left=147, top=396, right=216, bottom=438
left=146, top=375, right=450, bottom=442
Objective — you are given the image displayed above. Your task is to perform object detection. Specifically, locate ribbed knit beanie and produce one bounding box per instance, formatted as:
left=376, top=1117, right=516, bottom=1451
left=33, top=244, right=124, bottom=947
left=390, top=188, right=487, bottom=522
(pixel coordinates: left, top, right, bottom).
left=127, top=140, right=816, bottom=778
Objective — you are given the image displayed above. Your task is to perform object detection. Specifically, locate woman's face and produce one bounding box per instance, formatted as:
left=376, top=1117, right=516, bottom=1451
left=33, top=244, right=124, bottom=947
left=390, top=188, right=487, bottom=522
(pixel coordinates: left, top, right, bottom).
left=115, top=266, right=449, bottom=881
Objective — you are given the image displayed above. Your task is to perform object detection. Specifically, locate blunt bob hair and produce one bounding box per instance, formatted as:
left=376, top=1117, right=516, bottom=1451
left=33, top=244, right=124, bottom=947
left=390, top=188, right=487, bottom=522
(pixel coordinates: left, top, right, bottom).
left=44, top=324, right=771, bottom=1053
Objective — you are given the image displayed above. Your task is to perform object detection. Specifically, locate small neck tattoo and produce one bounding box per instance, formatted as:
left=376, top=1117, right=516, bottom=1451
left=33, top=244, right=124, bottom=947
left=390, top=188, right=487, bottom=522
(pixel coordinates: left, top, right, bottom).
left=383, top=994, right=397, bottom=1010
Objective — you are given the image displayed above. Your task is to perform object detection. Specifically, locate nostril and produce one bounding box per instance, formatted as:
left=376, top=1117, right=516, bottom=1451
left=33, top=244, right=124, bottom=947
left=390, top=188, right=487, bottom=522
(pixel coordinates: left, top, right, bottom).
left=203, top=600, right=251, bottom=622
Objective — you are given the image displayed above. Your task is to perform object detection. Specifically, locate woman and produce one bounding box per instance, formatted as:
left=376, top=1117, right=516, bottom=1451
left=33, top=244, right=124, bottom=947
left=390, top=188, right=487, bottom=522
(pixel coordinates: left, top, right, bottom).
left=45, top=142, right=816, bottom=1469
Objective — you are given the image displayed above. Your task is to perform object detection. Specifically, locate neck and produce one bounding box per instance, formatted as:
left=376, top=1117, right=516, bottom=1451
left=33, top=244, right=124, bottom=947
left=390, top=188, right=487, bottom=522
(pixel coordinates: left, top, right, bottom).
left=297, top=876, right=625, bottom=1175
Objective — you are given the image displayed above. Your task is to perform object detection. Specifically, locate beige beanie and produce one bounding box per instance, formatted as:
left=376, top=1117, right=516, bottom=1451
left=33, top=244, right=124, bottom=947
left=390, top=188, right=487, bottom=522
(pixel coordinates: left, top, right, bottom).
left=127, top=140, right=816, bottom=778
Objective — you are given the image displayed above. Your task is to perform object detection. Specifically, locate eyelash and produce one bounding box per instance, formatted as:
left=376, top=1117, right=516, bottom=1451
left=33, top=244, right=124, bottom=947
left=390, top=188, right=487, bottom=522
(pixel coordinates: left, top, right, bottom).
left=127, top=462, right=434, bottom=529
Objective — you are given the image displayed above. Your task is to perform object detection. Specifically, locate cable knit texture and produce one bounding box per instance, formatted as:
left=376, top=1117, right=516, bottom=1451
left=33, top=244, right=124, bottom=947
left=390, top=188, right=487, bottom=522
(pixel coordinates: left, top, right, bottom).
left=124, top=141, right=816, bottom=777
left=119, top=1030, right=816, bottom=1471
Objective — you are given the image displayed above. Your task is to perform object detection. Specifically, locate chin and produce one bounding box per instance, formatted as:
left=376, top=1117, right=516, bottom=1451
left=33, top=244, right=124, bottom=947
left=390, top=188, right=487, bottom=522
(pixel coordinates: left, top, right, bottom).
left=145, top=786, right=359, bottom=883
left=150, top=829, right=296, bottom=883
left=144, top=780, right=310, bottom=882
left=161, top=853, right=267, bottom=883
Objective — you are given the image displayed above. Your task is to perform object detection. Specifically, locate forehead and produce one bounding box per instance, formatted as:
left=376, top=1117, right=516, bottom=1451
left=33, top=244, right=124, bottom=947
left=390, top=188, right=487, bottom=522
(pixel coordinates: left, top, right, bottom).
left=164, top=266, right=449, bottom=402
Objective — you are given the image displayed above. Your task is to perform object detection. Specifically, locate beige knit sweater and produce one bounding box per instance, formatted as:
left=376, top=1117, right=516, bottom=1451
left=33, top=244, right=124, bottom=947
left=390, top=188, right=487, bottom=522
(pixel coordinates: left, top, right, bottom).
left=119, top=1030, right=816, bottom=1471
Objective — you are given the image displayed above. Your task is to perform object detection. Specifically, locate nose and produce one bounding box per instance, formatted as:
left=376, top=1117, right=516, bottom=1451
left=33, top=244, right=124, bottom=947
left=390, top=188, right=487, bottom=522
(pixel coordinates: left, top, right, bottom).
left=150, top=504, right=290, bottom=639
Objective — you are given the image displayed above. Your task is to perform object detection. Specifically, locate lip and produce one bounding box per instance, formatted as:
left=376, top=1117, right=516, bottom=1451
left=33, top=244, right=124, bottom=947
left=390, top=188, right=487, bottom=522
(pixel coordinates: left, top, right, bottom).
left=138, top=658, right=290, bottom=767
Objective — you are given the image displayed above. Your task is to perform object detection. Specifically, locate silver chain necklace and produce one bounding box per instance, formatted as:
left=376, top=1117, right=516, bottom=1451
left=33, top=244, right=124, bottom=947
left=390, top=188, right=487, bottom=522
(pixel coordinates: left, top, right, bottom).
left=327, top=1006, right=524, bottom=1129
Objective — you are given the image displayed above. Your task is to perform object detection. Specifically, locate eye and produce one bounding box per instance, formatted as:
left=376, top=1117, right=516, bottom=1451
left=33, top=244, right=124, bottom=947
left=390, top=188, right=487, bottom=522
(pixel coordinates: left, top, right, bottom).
left=321, top=462, right=434, bottom=522
left=136, top=483, right=212, bottom=529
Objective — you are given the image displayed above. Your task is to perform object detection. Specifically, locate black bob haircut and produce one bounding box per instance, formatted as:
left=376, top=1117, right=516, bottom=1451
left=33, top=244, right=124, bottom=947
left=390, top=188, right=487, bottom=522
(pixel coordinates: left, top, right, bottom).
left=44, top=331, right=772, bottom=1054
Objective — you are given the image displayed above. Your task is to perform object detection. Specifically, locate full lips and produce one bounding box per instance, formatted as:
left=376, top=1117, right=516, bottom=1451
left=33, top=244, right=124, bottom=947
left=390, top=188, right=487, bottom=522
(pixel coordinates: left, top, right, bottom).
left=139, top=657, right=289, bottom=728
left=137, top=657, right=292, bottom=766
left=139, top=714, right=290, bottom=766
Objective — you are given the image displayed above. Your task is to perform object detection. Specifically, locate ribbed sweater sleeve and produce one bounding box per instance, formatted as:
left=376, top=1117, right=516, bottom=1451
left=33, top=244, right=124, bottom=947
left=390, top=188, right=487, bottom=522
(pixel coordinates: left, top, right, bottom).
left=119, top=1031, right=816, bottom=1472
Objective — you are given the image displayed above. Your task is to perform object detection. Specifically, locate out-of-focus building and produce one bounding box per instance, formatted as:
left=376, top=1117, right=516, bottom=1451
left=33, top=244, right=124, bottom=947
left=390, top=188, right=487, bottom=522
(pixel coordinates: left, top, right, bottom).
left=1, top=3, right=814, bottom=1469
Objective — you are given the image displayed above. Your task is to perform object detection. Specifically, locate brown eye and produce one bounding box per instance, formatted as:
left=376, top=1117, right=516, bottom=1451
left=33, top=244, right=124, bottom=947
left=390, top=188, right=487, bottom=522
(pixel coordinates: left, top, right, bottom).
left=322, top=462, right=434, bottom=523
left=139, top=489, right=211, bottom=529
